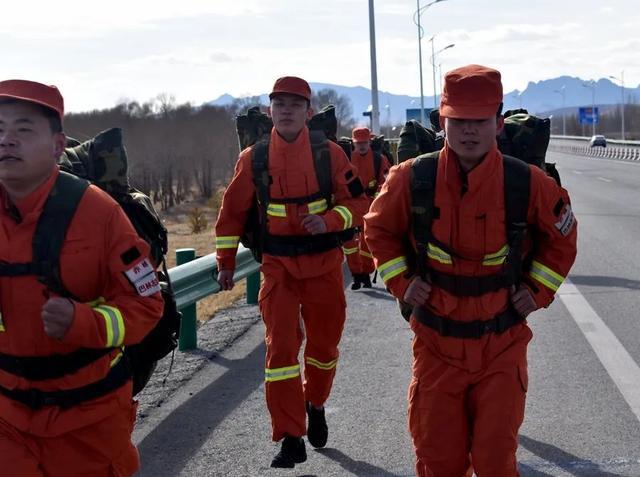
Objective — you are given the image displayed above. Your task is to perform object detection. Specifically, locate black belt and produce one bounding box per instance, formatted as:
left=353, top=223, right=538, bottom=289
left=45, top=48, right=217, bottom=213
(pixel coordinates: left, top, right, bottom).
left=429, top=269, right=516, bottom=297
left=0, top=356, right=131, bottom=410
left=413, top=305, right=524, bottom=339
left=263, top=230, right=354, bottom=257
left=0, top=348, right=112, bottom=381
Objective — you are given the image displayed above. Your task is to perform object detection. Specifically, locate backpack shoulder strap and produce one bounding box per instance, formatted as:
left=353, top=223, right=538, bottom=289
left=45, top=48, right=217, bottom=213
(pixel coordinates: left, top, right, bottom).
left=251, top=138, right=270, bottom=208
left=373, top=151, right=382, bottom=181
left=502, top=155, right=530, bottom=228
left=34, top=171, right=90, bottom=296
left=309, top=129, right=333, bottom=205
left=410, top=151, right=439, bottom=280
left=502, top=154, right=531, bottom=283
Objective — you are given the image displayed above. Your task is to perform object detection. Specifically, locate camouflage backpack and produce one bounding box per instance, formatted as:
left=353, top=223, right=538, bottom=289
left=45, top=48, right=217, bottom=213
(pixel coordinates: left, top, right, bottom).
left=397, top=120, right=443, bottom=163
left=235, top=106, right=273, bottom=151
left=56, top=128, right=181, bottom=396
left=498, top=109, right=560, bottom=185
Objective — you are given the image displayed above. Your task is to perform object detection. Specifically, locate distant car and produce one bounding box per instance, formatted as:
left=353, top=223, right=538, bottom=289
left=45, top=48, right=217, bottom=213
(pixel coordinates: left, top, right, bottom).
left=589, top=135, right=607, bottom=147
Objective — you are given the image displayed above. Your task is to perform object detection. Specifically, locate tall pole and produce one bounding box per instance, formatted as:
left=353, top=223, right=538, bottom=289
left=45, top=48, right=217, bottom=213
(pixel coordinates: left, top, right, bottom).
left=620, top=71, right=625, bottom=141
left=431, top=36, right=437, bottom=109
left=609, top=72, right=625, bottom=140
left=416, top=0, right=425, bottom=125
left=555, top=87, right=566, bottom=136
left=591, top=85, right=596, bottom=136
left=368, top=0, right=380, bottom=134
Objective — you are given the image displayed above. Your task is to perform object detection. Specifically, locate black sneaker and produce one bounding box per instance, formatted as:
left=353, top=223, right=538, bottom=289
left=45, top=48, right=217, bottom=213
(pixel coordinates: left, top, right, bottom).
left=362, top=274, right=372, bottom=288
left=306, top=401, right=328, bottom=448
left=350, top=274, right=362, bottom=290
left=270, top=436, right=307, bottom=468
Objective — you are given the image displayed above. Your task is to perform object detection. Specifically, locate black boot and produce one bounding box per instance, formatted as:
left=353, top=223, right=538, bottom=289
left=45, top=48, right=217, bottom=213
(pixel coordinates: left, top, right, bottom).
left=361, top=273, right=372, bottom=288
left=270, top=435, right=307, bottom=468
left=350, top=273, right=362, bottom=290
left=306, top=401, right=328, bottom=448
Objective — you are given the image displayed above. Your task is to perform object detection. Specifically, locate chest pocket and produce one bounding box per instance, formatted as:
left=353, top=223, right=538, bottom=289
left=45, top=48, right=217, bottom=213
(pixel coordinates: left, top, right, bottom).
left=59, top=235, right=104, bottom=300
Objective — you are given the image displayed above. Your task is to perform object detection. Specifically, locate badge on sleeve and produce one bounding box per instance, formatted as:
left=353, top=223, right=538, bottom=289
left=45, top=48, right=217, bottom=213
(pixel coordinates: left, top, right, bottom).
left=555, top=204, right=575, bottom=236
left=124, top=258, right=161, bottom=296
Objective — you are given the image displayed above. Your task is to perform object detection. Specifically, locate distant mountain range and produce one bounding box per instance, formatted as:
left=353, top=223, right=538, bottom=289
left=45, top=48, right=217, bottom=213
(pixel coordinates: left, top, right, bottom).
left=209, top=76, right=639, bottom=125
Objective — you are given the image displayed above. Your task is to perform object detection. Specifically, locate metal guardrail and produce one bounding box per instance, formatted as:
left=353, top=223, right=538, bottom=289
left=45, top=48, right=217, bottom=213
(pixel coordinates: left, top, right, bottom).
left=168, top=246, right=260, bottom=350
left=549, top=137, right=640, bottom=161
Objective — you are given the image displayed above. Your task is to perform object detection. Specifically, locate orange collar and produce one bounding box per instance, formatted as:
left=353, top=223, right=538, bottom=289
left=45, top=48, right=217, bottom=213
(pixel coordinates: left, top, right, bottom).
left=1, top=167, right=60, bottom=222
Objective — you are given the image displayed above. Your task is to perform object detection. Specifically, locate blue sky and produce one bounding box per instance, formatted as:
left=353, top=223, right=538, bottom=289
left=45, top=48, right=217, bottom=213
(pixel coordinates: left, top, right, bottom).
left=3, top=0, right=637, bottom=112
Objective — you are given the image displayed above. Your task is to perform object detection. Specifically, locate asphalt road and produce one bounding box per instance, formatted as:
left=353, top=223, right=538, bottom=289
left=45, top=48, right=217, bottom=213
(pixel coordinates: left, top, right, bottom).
left=135, top=150, right=640, bottom=476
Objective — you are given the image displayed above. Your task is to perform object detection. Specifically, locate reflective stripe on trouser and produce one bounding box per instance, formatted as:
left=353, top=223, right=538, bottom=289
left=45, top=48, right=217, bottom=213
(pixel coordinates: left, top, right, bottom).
left=0, top=400, right=139, bottom=477
left=259, top=265, right=346, bottom=441
left=344, top=233, right=375, bottom=275
left=409, top=332, right=529, bottom=477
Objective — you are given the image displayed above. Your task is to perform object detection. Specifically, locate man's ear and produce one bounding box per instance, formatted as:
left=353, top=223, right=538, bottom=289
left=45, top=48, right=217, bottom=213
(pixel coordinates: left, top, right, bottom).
left=439, top=116, right=446, bottom=131
left=267, top=105, right=272, bottom=118
left=53, top=132, right=66, bottom=160
left=496, top=116, right=505, bottom=135
left=306, top=107, right=314, bottom=121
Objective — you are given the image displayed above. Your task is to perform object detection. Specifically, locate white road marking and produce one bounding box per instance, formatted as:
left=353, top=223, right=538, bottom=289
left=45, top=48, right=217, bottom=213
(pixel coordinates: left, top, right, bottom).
left=597, top=177, right=612, bottom=182
left=572, top=170, right=583, bottom=174
left=558, top=279, right=640, bottom=423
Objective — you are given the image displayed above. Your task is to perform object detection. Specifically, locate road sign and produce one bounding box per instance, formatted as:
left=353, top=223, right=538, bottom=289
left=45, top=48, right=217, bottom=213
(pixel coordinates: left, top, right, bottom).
left=406, top=108, right=432, bottom=124
left=579, top=106, right=599, bottom=125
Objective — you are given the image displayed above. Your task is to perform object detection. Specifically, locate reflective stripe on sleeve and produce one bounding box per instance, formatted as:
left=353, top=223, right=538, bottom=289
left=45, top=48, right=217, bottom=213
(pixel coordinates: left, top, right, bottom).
left=529, top=260, right=565, bottom=292
left=342, top=246, right=359, bottom=255
left=333, top=206, right=353, bottom=230
left=308, top=199, right=328, bottom=215
left=265, top=364, right=301, bottom=382
left=359, top=250, right=373, bottom=259
left=378, top=256, right=408, bottom=283
left=94, top=305, right=125, bottom=348
left=215, top=235, right=240, bottom=249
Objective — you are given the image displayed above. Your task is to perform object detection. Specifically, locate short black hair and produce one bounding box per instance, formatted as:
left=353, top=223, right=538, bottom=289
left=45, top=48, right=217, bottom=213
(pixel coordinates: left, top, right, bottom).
left=0, top=98, right=62, bottom=133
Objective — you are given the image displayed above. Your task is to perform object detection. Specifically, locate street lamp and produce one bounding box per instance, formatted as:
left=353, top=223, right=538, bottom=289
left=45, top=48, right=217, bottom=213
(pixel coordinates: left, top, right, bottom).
left=554, top=86, right=566, bottom=136
left=609, top=71, right=625, bottom=140
left=368, top=0, right=380, bottom=133
left=414, top=0, right=447, bottom=125
left=582, top=80, right=596, bottom=136
left=429, top=39, right=455, bottom=108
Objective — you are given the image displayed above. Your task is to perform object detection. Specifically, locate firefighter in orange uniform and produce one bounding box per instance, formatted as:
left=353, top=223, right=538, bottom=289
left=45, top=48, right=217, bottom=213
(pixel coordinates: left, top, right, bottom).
left=364, top=65, right=577, bottom=476
left=0, top=80, right=164, bottom=476
left=215, top=76, right=368, bottom=468
left=343, top=127, right=390, bottom=290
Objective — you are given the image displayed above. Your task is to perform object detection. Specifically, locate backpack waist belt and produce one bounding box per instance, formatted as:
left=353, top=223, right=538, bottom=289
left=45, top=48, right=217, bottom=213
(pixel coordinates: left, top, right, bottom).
left=429, top=269, right=516, bottom=297
left=263, top=231, right=352, bottom=257
left=0, top=348, right=112, bottom=381
left=413, top=305, right=524, bottom=339
left=0, top=356, right=131, bottom=410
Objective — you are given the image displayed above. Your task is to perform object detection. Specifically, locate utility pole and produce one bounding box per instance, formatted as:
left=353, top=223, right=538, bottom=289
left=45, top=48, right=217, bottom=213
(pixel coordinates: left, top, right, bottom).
left=368, top=0, right=380, bottom=133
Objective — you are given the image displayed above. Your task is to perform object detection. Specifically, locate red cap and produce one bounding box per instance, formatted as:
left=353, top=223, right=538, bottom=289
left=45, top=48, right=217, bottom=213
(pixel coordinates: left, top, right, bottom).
left=269, top=76, right=311, bottom=101
left=352, top=126, right=371, bottom=143
left=440, top=65, right=502, bottom=119
left=0, top=79, right=64, bottom=120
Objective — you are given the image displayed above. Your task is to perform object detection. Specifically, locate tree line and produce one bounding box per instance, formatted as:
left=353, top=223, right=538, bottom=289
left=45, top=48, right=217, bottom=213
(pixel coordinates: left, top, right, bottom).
left=63, top=89, right=356, bottom=210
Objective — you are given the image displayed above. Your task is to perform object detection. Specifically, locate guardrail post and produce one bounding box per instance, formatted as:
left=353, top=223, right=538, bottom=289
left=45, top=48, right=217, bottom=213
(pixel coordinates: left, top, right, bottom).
left=246, top=270, right=260, bottom=305
left=176, top=248, right=198, bottom=350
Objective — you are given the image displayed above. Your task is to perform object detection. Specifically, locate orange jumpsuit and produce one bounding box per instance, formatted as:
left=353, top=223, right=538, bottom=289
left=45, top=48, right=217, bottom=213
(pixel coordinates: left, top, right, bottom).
left=343, top=149, right=390, bottom=276
left=0, top=168, right=164, bottom=477
left=364, top=144, right=577, bottom=477
left=215, top=127, right=368, bottom=441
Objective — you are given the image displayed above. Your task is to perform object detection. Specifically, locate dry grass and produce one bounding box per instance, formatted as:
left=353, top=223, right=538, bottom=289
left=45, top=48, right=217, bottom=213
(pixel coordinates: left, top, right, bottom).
left=161, top=198, right=249, bottom=323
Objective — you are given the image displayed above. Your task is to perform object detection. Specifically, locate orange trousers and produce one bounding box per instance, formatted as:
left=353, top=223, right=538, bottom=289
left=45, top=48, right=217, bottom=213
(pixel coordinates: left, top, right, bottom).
left=408, top=335, right=528, bottom=477
left=0, top=401, right=139, bottom=477
left=259, top=264, right=346, bottom=441
left=343, top=232, right=375, bottom=275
